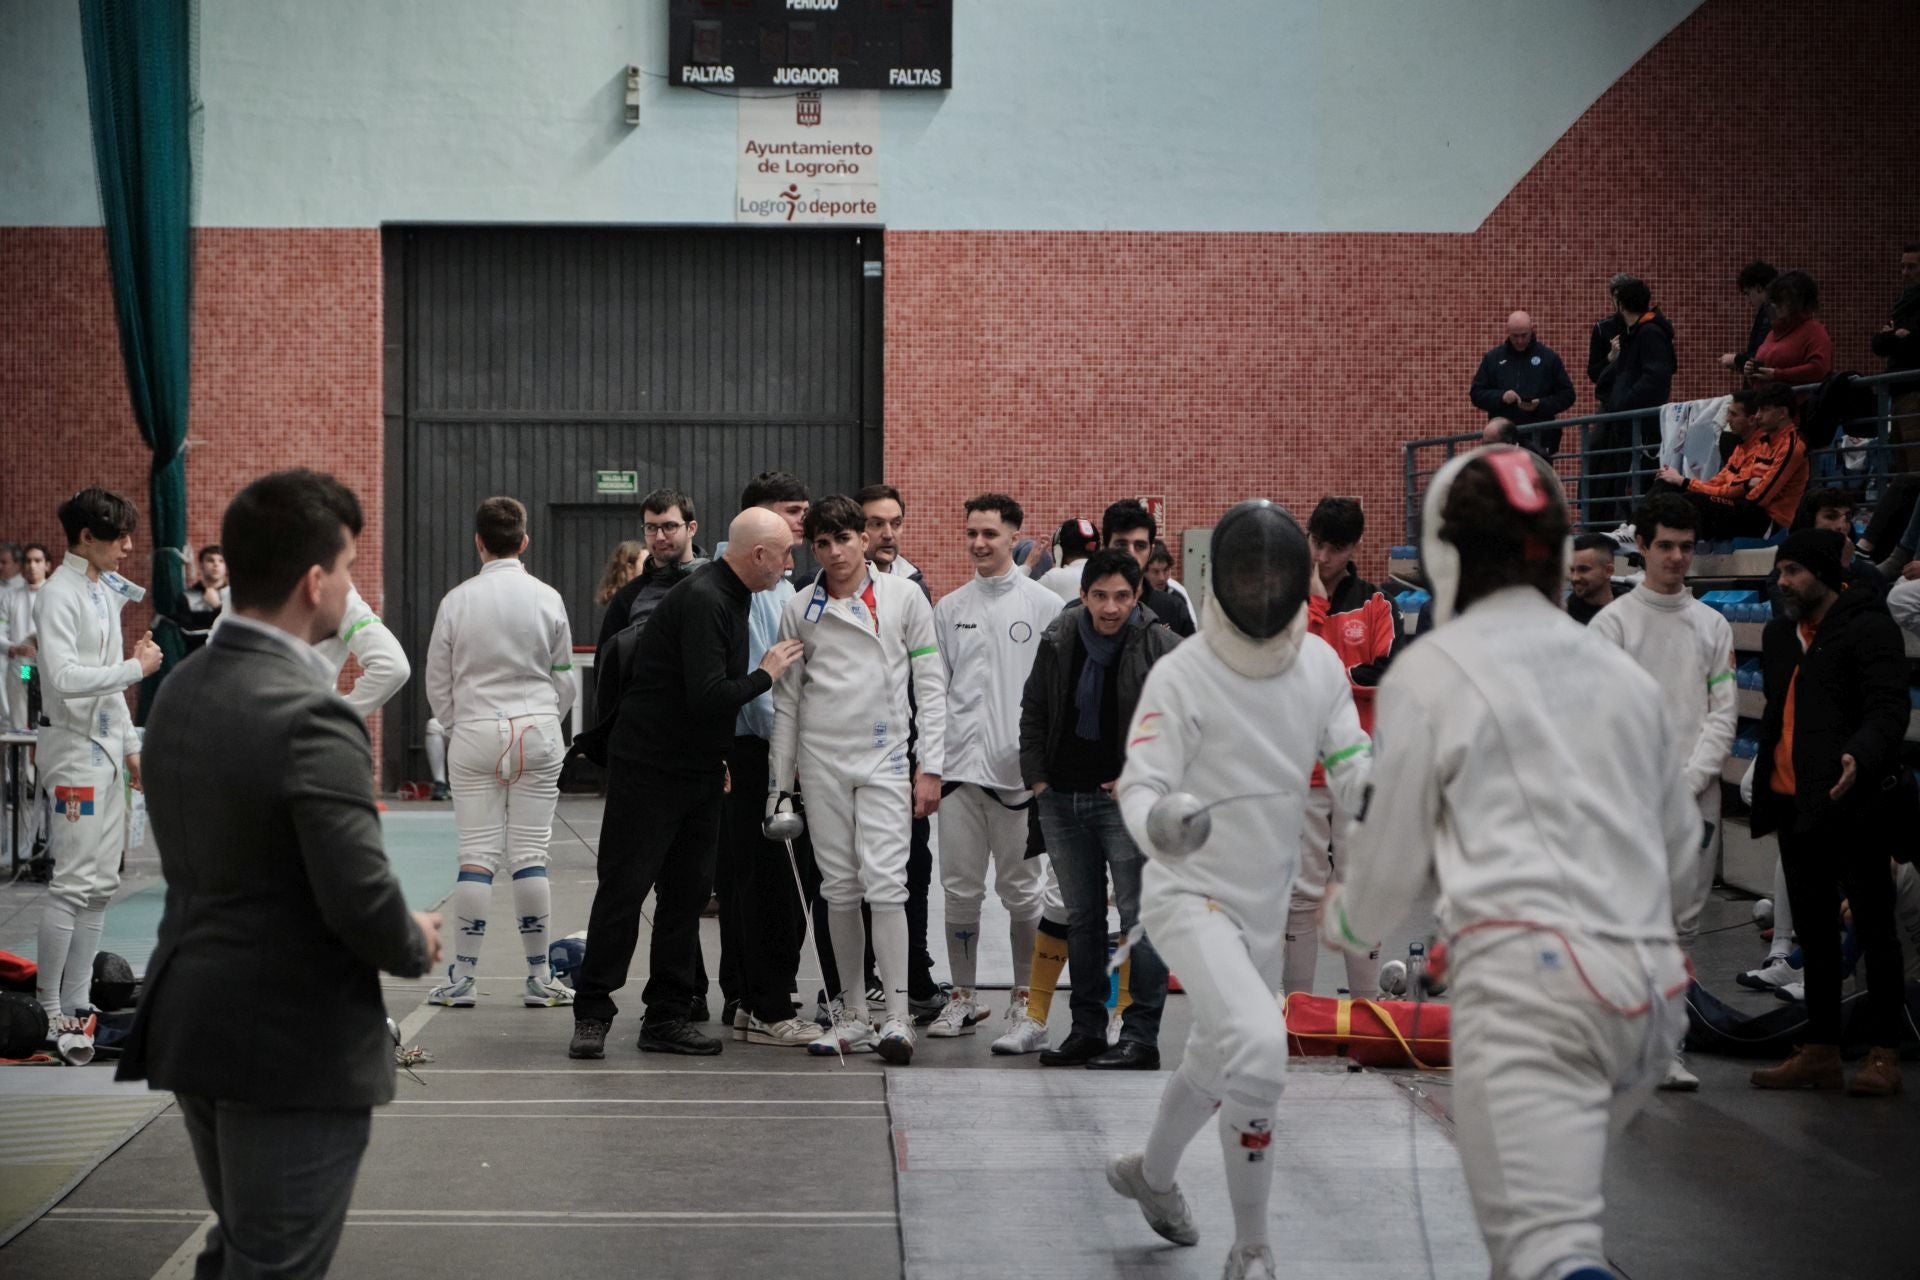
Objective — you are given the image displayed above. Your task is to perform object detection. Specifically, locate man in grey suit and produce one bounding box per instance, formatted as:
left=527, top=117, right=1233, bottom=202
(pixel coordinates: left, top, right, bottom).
left=119, top=470, right=443, bottom=1278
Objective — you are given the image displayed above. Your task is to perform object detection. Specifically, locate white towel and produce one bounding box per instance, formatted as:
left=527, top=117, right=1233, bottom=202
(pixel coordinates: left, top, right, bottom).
left=1659, top=395, right=1732, bottom=481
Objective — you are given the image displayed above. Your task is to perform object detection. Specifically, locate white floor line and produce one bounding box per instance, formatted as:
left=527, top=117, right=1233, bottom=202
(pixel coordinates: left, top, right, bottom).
left=415, top=1067, right=882, bottom=1077
left=147, top=1212, right=216, bottom=1279
left=385, top=1097, right=882, bottom=1105
left=65, top=1208, right=895, bottom=1220
left=372, top=1112, right=890, bottom=1121
left=395, top=1000, right=441, bottom=1045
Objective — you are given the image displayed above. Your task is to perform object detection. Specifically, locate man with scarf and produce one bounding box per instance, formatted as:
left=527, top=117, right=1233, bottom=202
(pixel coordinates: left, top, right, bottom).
left=1018, top=548, right=1181, bottom=1068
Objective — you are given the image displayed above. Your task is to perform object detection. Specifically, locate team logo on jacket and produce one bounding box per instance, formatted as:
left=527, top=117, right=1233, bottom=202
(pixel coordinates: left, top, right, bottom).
left=1009, top=621, right=1033, bottom=643
left=54, top=786, right=95, bottom=821
left=1343, top=618, right=1366, bottom=644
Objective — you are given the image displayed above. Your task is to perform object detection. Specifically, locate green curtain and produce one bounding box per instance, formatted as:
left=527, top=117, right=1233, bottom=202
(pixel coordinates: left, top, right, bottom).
left=78, top=0, right=198, bottom=720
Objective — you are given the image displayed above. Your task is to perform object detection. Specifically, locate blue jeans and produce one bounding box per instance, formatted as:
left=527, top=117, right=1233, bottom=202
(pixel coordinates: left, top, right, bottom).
left=1038, top=788, right=1168, bottom=1046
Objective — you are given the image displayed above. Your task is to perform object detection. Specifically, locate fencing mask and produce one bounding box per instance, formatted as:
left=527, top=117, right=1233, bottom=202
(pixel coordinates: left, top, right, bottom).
left=1420, top=445, right=1569, bottom=626
left=1202, top=500, right=1312, bottom=677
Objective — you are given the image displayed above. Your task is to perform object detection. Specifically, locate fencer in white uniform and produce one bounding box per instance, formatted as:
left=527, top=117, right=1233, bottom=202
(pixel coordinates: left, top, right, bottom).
left=424, top=498, right=576, bottom=1009
left=929, top=495, right=1061, bottom=1039
left=1588, top=493, right=1736, bottom=1091
left=1326, top=447, right=1698, bottom=1280
left=34, top=491, right=162, bottom=1018
left=314, top=584, right=412, bottom=718
left=1110, top=501, right=1372, bottom=1280
left=769, top=496, right=946, bottom=1063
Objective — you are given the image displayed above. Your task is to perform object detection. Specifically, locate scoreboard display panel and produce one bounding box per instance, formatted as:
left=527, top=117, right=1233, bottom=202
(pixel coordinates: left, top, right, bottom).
left=670, top=0, right=952, bottom=90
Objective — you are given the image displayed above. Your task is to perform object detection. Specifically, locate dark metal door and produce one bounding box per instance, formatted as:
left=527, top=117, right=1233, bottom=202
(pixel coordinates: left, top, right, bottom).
left=382, top=225, right=881, bottom=786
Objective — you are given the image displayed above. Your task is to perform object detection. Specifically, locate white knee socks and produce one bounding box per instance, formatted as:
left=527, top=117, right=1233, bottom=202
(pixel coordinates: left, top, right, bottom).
left=869, top=904, right=909, bottom=1022
left=449, top=872, right=491, bottom=984
left=827, top=905, right=870, bottom=1019
left=1282, top=908, right=1319, bottom=995
left=425, top=723, right=448, bottom=786
left=63, top=905, right=106, bottom=1014
left=512, top=866, right=552, bottom=978
left=1009, top=911, right=1040, bottom=990
left=36, top=898, right=77, bottom=1018
left=1218, top=1091, right=1277, bottom=1249
left=945, top=916, right=982, bottom=992
left=1768, top=856, right=1795, bottom=960
left=1142, top=1059, right=1221, bottom=1191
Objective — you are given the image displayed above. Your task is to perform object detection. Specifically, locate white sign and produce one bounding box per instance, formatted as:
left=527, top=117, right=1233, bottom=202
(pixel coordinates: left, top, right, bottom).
left=736, top=90, right=880, bottom=225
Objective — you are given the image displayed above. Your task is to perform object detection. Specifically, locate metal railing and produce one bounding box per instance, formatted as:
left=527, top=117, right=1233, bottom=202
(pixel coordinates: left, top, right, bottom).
left=1401, top=368, right=1920, bottom=541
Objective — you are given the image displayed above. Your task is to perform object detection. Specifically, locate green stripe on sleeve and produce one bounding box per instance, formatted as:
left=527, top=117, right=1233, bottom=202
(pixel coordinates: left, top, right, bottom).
left=551, top=662, right=574, bottom=673
left=1321, top=742, right=1371, bottom=769
left=1707, top=670, right=1736, bottom=688
left=341, top=616, right=378, bottom=642
left=908, top=645, right=938, bottom=659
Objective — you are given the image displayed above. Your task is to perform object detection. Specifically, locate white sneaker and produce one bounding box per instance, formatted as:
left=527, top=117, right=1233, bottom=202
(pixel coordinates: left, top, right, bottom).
left=929, top=989, right=988, bottom=1037
left=1737, top=956, right=1800, bottom=991
left=428, top=975, right=476, bottom=1008
left=808, top=1010, right=878, bottom=1056
left=1775, top=981, right=1805, bottom=1003
left=1659, top=1053, right=1699, bottom=1092
left=1222, top=1243, right=1278, bottom=1279
left=1105, top=1152, right=1198, bottom=1247
left=876, top=1016, right=916, bottom=1064
left=523, top=975, right=574, bottom=1008
left=1106, top=1009, right=1123, bottom=1045
left=992, top=1013, right=1049, bottom=1056
left=746, top=1014, right=821, bottom=1047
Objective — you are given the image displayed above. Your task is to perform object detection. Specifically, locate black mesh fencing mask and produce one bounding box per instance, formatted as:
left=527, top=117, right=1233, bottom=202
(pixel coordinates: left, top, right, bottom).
left=1209, top=500, right=1310, bottom=640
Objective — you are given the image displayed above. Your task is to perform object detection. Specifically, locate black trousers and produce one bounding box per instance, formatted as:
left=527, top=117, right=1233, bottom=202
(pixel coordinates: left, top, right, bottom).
left=1778, top=814, right=1908, bottom=1047
left=1861, top=473, right=1920, bottom=555
left=574, top=766, right=720, bottom=1026
left=1653, top=479, right=1773, bottom=539
left=1585, top=417, right=1650, bottom=528
left=723, top=734, right=824, bottom=1023
left=178, top=1094, right=370, bottom=1279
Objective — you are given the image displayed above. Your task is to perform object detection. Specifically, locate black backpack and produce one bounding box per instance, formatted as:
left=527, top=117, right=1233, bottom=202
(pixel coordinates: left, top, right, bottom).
left=0, top=992, right=49, bottom=1059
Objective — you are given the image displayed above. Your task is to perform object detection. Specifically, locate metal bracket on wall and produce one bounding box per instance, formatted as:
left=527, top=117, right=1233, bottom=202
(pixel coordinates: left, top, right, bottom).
left=625, top=65, right=641, bottom=126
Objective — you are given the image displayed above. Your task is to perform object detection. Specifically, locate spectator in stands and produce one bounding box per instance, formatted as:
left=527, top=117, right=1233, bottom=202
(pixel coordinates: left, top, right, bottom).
left=1652, top=384, right=1806, bottom=539
left=170, top=544, right=229, bottom=654
left=1469, top=310, right=1576, bottom=458
left=595, top=489, right=707, bottom=657
left=1565, top=532, right=1628, bottom=624
left=1745, top=270, right=1832, bottom=388
left=1873, top=242, right=1920, bottom=474
left=1719, top=260, right=1778, bottom=373
left=595, top=540, right=644, bottom=609
left=1102, top=500, right=1194, bottom=636
left=1747, top=529, right=1907, bottom=1098
left=1481, top=417, right=1520, bottom=446
left=1791, top=488, right=1883, bottom=596
left=1586, top=272, right=1635, bottom=408
left=1144, top=541, right=1194, bottom=619
left=1037, top=518, right=1099, bottom=603
left=1590, top=275, right=1676, bottom=526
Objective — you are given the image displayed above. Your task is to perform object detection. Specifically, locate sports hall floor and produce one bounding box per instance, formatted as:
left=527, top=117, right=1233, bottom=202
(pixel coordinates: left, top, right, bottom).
left=1, top=798, right=1913, bottom=1279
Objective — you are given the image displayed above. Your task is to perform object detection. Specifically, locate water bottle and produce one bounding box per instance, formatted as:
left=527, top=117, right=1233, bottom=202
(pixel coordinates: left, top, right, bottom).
left=1406, top=942, right=1426, bottom=993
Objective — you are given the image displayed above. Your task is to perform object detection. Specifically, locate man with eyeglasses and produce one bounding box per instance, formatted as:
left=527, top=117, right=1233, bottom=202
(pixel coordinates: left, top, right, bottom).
left=594, top=489, right=708, bottom=659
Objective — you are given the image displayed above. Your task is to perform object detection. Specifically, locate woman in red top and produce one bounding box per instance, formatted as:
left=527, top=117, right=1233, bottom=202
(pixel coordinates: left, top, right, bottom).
left=1746, top=270, right=1832, bottom=387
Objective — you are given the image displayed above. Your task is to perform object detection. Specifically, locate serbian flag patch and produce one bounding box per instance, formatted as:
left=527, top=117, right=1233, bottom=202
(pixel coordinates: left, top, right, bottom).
left=54, top=787, right=95, bottom=821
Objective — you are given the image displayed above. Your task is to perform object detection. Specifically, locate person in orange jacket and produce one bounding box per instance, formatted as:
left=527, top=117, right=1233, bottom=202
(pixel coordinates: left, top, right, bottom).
left=1652, top=383, right=1807, bottom=538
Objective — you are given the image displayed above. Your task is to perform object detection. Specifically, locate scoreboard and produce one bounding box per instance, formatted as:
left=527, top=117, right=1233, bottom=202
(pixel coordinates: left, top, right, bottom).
left=669, top=0, right=952, bottom=90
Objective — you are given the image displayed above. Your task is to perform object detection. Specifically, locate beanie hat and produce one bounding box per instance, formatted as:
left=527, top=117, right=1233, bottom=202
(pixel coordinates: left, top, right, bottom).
left=1774, top=528, right=1846, bottom=593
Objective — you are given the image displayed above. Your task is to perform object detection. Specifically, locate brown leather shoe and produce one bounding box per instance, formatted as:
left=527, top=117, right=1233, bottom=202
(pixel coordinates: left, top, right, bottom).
left=1846, top=1047, right=1903, bottom=1097
left=1750, top=1043, right=1843, bottom=1090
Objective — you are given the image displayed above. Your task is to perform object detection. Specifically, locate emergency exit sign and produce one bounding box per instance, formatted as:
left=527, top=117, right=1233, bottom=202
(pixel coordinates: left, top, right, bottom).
left=595, top=470, right=639, bottom=495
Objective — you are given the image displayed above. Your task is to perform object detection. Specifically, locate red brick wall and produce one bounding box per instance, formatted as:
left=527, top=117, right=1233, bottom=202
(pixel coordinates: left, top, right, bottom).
left=0, top=227, right=387, bottom=760
left=886, top=0, right=1920, bottom=593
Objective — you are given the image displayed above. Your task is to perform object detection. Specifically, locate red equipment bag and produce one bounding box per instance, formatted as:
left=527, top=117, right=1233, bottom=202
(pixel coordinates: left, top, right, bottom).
left=0, top=950, right=36, bottom=994
left=1282, top=993, right=1451, bottom=1070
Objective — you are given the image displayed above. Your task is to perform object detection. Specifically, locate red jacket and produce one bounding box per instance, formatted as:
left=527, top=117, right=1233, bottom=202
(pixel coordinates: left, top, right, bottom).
left=1306, top=581, right=1397, bottom=787
left=1753, top=314, right=1832, bottom=387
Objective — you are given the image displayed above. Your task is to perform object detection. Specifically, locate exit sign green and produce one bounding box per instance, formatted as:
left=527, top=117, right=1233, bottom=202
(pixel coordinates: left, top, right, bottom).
left=595, top=470, right=638, bottom=495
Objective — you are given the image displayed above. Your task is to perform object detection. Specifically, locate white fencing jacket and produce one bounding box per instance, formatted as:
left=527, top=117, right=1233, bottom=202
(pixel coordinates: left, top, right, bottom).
left=1588, top=584, right=1737, bottom=803
left=1118, top=626, right=1372, bottom=940
left=1330, top=588, right=1699, bottom=962
left=770, top=567, right=946, bottom=793
left=37, top=554, right=143, bottom=763
left=425, top=559, right=575, bottom=727
left=314, top=586, right=412, bottom=717
left=935, top=565, right=1063, bottom=792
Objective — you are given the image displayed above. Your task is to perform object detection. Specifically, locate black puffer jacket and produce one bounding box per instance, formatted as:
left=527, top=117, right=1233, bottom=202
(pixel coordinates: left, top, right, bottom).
left=1750, top=584, right=1909, bottom=838
left=1603, top=309, right=1676, bottom=414
left=1019, top=604, right=1180, bottom=788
